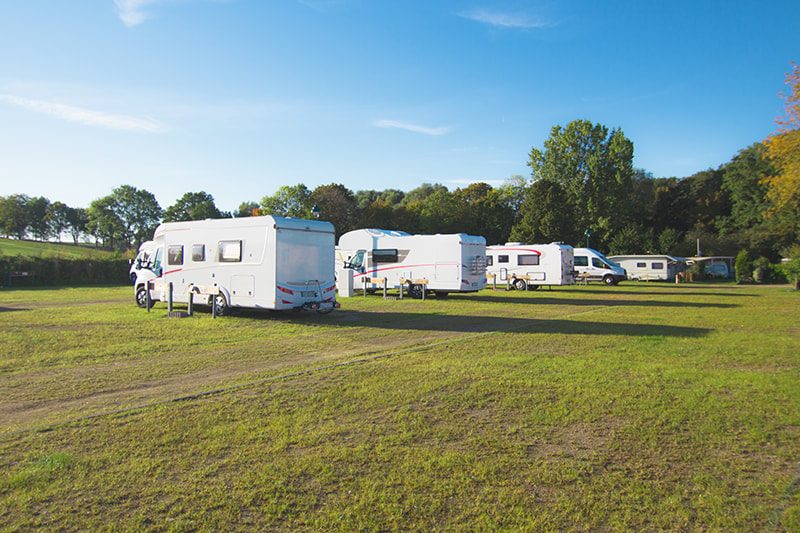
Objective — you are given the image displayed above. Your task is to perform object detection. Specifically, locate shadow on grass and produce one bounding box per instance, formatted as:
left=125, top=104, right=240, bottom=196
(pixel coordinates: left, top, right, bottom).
left=464, top=295, right=738, bottom=308
left=222, top=307, right=712, bottom=339
left=335, top=311, right=712, bottom=338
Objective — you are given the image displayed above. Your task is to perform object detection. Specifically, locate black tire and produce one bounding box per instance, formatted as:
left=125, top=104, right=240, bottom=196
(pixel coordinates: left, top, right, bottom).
left=408, top=284, right=424, bottom=299
left=211, top=293, right=228, bottom=316
left=603, top=275, right=616, bottom=286
left=136, top=286, right=150, bottom=308
left=513, top=278, right=528, bottom=291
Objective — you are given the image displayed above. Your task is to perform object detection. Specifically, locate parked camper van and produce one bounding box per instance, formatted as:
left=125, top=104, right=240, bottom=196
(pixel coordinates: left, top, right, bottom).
left=572, top=248, right=627, bottom=285
left=608, top=254, right=686, bottom=281
left=129, top=240, right=155, bottom=283
left=486, top=242, right=574, bottom=290
left=134, top=216, right=339, bottom=315
left=336, top=228, right=487, bottom=298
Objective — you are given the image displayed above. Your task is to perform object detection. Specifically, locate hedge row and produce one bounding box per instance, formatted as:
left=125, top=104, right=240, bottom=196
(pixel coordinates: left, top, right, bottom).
left=0, top=257, right=131, bottom=286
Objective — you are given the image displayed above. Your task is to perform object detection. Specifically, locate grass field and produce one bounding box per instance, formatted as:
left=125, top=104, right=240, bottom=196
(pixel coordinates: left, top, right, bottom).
left=0, top=238, right=119, bottom=260
left=0, top=282, right=798, bottom=531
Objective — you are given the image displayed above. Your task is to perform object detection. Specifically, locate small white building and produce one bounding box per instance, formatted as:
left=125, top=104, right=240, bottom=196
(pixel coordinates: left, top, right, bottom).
left=608, top=254, right=687, bottom=281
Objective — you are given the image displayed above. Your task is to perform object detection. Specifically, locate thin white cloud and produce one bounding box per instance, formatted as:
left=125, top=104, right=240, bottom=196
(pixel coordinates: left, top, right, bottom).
left=373, top=120, right=450, bottom=136
left=0, top=94, right=164, bottom=132
left=459, top=9, right=552, bottom=29
left=115, top=0, right=161, bottom=27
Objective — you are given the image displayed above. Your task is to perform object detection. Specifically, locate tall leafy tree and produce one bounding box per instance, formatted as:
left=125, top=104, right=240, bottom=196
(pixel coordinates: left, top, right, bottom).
left=719, top=143, right=772, bottom=233
left=46, top=201, right=71, bottom=242
left=66, top=207, right=88, bottom=244
left=26, top=196, right=52, bottom=241
left=527, top=119, right=635, bottom=247
left=164, top=191, right=223, bottom=222
left=763, top=63, right=800, bottom=217
left=509, top=179, right=575, bottom=245
left=260, top=184, right=313, bottom=218
left=236, top=201, right=259, bottom=217
left=311, top=183, right=359, bottom=238
left=87, top=195, right=124, bottom=248
left=110, top=185, right=163, bottom=248
left=0, top=194, right=31, bottom=239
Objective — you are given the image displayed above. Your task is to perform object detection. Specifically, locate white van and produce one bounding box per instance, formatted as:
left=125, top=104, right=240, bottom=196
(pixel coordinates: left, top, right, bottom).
left=336, top=228, right=487, bottom=298
left=134, top=216, right=339, bottom=315
left=486, top=242, right=574, bottom=290
left=572, top=248, right=627, bottom=285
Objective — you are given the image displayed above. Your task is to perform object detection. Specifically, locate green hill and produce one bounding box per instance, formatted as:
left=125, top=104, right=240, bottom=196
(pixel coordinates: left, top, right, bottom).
left=0, top=238, right=123, bottom=260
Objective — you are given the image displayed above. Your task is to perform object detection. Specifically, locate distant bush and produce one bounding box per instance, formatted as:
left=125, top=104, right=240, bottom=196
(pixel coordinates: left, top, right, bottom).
left=0, top=256, right=130, bottom=286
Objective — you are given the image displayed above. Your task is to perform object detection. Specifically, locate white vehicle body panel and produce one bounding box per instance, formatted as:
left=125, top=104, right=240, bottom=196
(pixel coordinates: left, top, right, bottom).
left=336, top=228, right=487, bottom=294
left=486, top=243, right=574, bottom=288
left=134, top=216, right=337, bottom=311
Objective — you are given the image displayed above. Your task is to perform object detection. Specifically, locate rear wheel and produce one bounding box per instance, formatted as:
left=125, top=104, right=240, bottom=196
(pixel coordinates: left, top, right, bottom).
left=408, top=284, right=424, bottom=299
left=136, top=286, right=150, bottom=308
left=513, top=278, right=528, bottom=291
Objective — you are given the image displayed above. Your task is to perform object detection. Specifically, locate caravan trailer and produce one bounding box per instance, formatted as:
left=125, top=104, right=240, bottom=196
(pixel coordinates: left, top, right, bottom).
left=608, top=255, right=686, bottom=281
left=336, top=228, right=487, bottom=298
left=129, top=240, right=155, bottom=283
left=486, top=243, right=574, bottom=290
left=134, top=216, right=339, bottom=315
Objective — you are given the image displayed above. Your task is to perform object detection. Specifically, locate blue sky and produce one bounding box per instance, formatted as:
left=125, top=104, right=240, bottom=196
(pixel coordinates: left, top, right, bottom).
left=1, top=1, right=798, bottom=214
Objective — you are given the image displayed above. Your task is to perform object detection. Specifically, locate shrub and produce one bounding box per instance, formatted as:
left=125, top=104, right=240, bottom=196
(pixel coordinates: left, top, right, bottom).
left=734, top=250, right=752, bottom=283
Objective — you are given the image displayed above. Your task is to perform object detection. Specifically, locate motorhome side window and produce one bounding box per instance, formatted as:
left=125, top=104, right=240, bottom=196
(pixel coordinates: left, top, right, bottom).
left=637, top=262, right=646, bottom=268
left=192, top=244, right=205, bottom=262
left=574, top=256, right=588, bottom=267
left=518, top=255, right=540, bottom=266
left=652, top=262, right=664, bottom=270
left=486, top=256, right=493, bottom=266
left=372, top=249, right=398, bottom=264
left=498, top=255, right=509, bottom=263
left=218, top=240, right=242, bottom=263
left=167, top=245, right=184, bottom=266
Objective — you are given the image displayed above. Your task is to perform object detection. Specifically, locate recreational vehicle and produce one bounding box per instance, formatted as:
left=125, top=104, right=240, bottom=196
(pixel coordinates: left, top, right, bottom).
left=134, top=216, right=339, bottom=315
left=336, top=228, right=487, bottom=298
left=486, top=242, right=574, bottom=290
left=129, top=240, right=155, bottom=283
left=608, top=254, right=686, bottom=281
left=572, top=248, right=627, bottom=285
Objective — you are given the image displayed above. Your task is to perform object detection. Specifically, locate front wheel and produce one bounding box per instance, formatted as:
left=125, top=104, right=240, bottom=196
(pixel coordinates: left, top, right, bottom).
left=136, top=286, right=151, bottom=308
left=211, top=293, right=229, bottom=316
left=603, top=275, right=617, bottom=286
left=513, top=278, right=528, bottom=291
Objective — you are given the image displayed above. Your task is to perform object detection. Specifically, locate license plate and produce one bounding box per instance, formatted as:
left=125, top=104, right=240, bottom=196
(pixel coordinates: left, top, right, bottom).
left=301, top=291, right=317, bottom=297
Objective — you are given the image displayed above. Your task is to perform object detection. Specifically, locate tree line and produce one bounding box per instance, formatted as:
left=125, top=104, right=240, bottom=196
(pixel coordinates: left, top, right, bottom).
left=2, top=66, right=798, bottom=265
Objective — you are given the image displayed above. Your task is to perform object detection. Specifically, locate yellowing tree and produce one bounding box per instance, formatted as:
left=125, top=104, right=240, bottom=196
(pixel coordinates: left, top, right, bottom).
left=763, top=63, right=800, bottom=216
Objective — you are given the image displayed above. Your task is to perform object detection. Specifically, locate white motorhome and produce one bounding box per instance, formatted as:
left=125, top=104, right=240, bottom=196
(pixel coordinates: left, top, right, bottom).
left=608, top=254, right=686, bottom=281
left=134, top=216, right=339, bottom=315
left=572, top=248, right=627, bottom=285
left=486, top=242, right=574, bottom=290
left=129, top=240, right=155, bottom=283
left=336, top=228, right=487, bottom=298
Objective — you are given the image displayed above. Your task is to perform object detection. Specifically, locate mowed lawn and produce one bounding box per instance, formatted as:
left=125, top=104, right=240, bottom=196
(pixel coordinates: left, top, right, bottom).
left=0, top=282, right=798, bottom=531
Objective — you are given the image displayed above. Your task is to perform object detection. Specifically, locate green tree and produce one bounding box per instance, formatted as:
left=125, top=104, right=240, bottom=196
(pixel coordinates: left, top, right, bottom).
left=509, top=179, right=575, bottom=245
left=0, top=194, right=31, bottom=239
left=260, top=184, right=313, bottom=218
left=400, top=183, right=448, bottom=206
left=87, top=196, right=124, bottom=248
left=164, top=191, right=223, bottom=222
left=236, top=201, right=259, bottom=217
left=719, top=144, right=772, bottom=233
left=311, top=183, right=359, bottom=238
left=66, top=207, right=88, bottom=244
left=26, top=197, right=52, bottom=241
left=110, top=185, right=163, bottom=248
left=528, top=119, right=635, bottom=246
left=46, top=201, right=71, bottom=242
